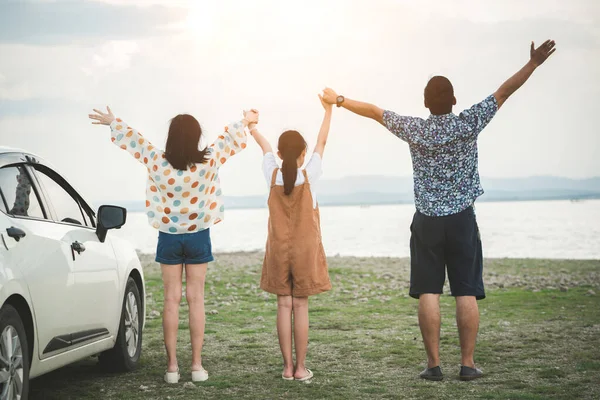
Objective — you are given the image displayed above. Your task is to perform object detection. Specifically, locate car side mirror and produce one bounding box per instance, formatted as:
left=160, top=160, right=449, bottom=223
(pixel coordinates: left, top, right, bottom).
left=96, top=205, right=127, bottom=243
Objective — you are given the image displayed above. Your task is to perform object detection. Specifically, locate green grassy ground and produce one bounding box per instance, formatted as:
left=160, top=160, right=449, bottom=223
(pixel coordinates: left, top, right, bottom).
left=30, top=254, right=600, bottom=400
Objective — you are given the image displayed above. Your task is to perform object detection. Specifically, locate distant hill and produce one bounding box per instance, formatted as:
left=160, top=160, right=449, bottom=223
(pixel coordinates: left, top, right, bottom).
left=107, top=175, right=600, bottom=211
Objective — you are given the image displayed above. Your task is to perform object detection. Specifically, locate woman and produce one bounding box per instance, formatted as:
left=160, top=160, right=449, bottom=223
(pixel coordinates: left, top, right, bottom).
left=89, top=106, right=258, bottom=383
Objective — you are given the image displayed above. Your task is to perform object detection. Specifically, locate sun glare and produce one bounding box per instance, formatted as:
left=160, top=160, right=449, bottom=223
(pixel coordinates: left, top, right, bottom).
left=185, top=3, right=219, bottom=39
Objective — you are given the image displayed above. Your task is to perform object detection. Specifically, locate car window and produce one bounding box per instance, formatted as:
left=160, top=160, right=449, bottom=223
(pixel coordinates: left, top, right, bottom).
left=35, top=170, right=87, bottom=226
left=0, top=190, right=7, bottom=214
left=0, top=166, right=45, bottom=219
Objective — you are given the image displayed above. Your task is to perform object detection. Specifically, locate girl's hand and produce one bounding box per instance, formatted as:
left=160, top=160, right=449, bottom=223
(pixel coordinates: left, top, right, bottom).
left=319, top=94, right=333, bottom=112
left=89, top=106, right=115, bottom=125
left=243, top=109, right=259, bottom=126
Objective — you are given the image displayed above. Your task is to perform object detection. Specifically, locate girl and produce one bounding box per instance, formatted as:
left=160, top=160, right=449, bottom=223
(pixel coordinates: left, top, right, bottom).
left=88, top=107, right=258, bottom=383
left=248, top=94, right=332, bottom=381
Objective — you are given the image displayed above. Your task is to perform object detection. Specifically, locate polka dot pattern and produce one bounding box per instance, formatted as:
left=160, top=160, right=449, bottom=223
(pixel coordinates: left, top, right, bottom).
left=110, top=118, right=248, bottom=234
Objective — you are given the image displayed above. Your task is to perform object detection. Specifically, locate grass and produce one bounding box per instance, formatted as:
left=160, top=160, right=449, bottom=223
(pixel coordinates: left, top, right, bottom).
left=29, top=254, right=600, bottom=400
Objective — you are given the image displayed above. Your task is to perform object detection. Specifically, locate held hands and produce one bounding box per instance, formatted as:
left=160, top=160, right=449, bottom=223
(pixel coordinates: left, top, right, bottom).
left=530, top=40, right=556, bottom=67
left=88, top=106, right=115, bottom=125
left=243, top=109, right=259, bottom=127
left=319, top=93, right=333, bottom=112
left=321, top=87, right=338, bottom=105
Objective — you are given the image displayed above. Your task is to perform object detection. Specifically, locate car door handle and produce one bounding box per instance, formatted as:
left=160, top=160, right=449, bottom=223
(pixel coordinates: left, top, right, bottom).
left=6, top=227, right=26, bottom=242
left=71, top=241, right=86, bottom=260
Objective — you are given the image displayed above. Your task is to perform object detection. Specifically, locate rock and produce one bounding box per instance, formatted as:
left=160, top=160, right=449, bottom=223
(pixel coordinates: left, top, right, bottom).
left=208, top=310, right=219, bottom=315
left=587, top=290, right=596, bottom=296
left=139, top=385, right=149, bottom=391
left=560, top=286, right=568, bottom=292
left=149, top=310, right=160, bottom=318
left=498, top=283, right=504, bottom=289
left=498, top=320, right=511, bottom=327
left=532, top=289, right=541, bottom=293
left=256, top=316, right=265, bottom=322
left=359, top=298, right=369, bottom=303
left=183, top=382, right=196, bottom=389
left=222, top=302, right=232, bottom=306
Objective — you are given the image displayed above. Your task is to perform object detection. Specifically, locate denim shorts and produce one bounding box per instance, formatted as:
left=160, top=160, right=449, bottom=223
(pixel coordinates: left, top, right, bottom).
left=155, top=228, right=214, bottom=265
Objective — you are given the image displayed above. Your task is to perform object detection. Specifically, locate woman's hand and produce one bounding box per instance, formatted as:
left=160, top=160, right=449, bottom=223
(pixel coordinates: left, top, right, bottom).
left=243, top=109, right=259, bottom=126
left=88, top=106, right=115, bottom=125
left=319, top=93, right=333, bottom=112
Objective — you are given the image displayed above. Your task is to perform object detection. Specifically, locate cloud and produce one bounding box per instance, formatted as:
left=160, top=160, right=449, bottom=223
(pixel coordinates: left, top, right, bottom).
left=0, top=0, right=187, bottom=45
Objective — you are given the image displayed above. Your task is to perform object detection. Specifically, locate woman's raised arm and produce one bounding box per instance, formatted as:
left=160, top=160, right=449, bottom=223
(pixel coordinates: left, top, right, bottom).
left=89, top=106, right=162, bottom=168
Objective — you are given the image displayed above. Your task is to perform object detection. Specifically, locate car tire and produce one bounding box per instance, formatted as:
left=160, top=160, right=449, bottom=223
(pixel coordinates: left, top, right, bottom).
left=99, top=277, right=143, bottom=372
left=0, top=304, right=30, bottom=400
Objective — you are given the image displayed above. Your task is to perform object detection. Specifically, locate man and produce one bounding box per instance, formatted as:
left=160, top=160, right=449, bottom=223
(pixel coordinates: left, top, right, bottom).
left=322, top=40, right=556, bottom=381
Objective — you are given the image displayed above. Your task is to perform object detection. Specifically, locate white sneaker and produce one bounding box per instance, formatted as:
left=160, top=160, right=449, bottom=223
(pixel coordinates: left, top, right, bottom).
left=164, top=369, right=180, bottom=384
left=191, top=368, right=209, bottom=382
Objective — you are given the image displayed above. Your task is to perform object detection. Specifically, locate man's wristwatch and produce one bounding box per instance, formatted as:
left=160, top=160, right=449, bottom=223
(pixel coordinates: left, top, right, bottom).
left=336, top=95, right=345, bottom=108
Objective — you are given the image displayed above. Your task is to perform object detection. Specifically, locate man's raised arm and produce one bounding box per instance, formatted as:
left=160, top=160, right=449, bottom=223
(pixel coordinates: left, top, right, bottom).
left=494, top=39, right=556, bottom=109
left=322, top=87, right=385, bottom=125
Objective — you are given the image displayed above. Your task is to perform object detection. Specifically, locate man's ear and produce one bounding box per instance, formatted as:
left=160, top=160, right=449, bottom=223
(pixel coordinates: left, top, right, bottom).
left=277, top=151, right=282, bottom=160
left=424, top=96, right=429, bottom=109
left=452, top=96, right=457, bottom=106
left=302, top=148, right=307, bottom=157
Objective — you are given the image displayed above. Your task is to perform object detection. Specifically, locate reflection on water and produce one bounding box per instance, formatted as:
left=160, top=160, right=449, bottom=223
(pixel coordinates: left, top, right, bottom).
left=110, top=200, right=600, bottom=259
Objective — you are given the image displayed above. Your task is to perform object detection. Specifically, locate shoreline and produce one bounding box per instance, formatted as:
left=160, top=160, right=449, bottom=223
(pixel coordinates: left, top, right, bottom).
left=137, top=252, right=600, bottom=292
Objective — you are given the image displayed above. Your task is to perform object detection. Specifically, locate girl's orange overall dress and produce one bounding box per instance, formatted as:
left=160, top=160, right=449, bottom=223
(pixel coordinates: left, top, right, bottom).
left=260, top=168, right=332, bottom=297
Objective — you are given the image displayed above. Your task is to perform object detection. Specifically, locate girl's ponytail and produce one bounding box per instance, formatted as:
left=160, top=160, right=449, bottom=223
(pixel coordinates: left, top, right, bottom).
left=278, top=130, right=307, bottom=196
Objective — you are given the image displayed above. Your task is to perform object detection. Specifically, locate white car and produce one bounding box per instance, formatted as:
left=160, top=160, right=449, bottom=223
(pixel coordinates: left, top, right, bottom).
left=0, top=147, right=145, bottom=399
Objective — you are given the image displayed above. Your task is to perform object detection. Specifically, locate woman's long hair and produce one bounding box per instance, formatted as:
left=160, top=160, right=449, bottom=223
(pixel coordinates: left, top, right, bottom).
left=165, top=114, right=209, bottom=170
left=278, top=130, right=307, bottom=195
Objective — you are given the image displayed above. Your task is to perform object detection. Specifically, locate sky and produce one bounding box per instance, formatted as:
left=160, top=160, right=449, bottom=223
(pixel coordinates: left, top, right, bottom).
left=0, top=0, right=598, bottom=203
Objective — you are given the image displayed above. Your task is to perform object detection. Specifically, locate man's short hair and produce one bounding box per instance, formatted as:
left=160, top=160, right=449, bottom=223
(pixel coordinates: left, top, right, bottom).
left=424, top=76, right=454, bottom=115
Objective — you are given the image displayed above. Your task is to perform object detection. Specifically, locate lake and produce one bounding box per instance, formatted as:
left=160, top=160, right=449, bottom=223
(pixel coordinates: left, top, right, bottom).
left=110, top=199, right=600, bottom=259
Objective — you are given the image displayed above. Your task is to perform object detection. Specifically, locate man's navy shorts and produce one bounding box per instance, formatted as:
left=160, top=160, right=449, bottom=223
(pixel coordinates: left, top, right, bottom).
left=155, top=228, right=214, bottom=265
left=409, top=205, right=485, bottom=300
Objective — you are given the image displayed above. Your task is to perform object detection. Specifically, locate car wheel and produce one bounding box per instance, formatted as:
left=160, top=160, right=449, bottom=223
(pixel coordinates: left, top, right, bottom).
left=99, top=277, right=142, bottom=372
left=0, top=304, right=30, bottom=400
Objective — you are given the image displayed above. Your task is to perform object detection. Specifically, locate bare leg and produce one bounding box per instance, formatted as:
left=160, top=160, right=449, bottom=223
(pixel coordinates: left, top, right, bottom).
left=418, top=293, right=441, bottom=368
left=277, top=295, right=294, bottom=378
left=456, top=296, right=479, bottom=368
left=185, top=263, right=208, bottom=371
left=161, top=264, right=183, bottom=372
left=292, top=296, right=310, bottom=379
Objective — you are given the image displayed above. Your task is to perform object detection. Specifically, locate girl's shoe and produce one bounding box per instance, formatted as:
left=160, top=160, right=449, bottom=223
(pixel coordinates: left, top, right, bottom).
left=296, top=368, right=313, bottom=382
left=164, top=368, right=180, bottom=384
left=191, top=368, right=209, bottom=382
left=282, top=374, right=294, bottom=381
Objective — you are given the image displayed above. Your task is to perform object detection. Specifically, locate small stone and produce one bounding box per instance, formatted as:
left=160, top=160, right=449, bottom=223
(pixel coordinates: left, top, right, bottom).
left=560, top=286, right=568, bottom=292
left=532, top=289, right=541, bottom=293
left=359, top=298, right=369, bottom=303
left=587, top=290, right=596, bottom=296
left=498, top=283, right=504, bottom=289
left=222, top=302, right=231, bottom=306
left=183, top=382, right=196, bottom=389
left=139, top=385, right=149, bottom=391
left=208, top=310, right=219, bottom=315
left=256, top=316, right=265, bottom=322
left=149, top=310, right=160, bottom=318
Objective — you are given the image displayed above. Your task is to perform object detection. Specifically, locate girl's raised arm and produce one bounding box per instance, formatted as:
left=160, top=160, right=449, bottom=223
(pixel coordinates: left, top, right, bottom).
left=313, top=94, right=333, bottom=157
left=89, top=106, right=162, bottom=168
left=248, top=122, right=273, bottom=155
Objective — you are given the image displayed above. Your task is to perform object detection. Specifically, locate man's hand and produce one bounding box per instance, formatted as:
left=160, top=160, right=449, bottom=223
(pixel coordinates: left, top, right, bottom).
left=530, top=40, right=556, bottom=67
left=322, top=87, right=338, bottom=105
